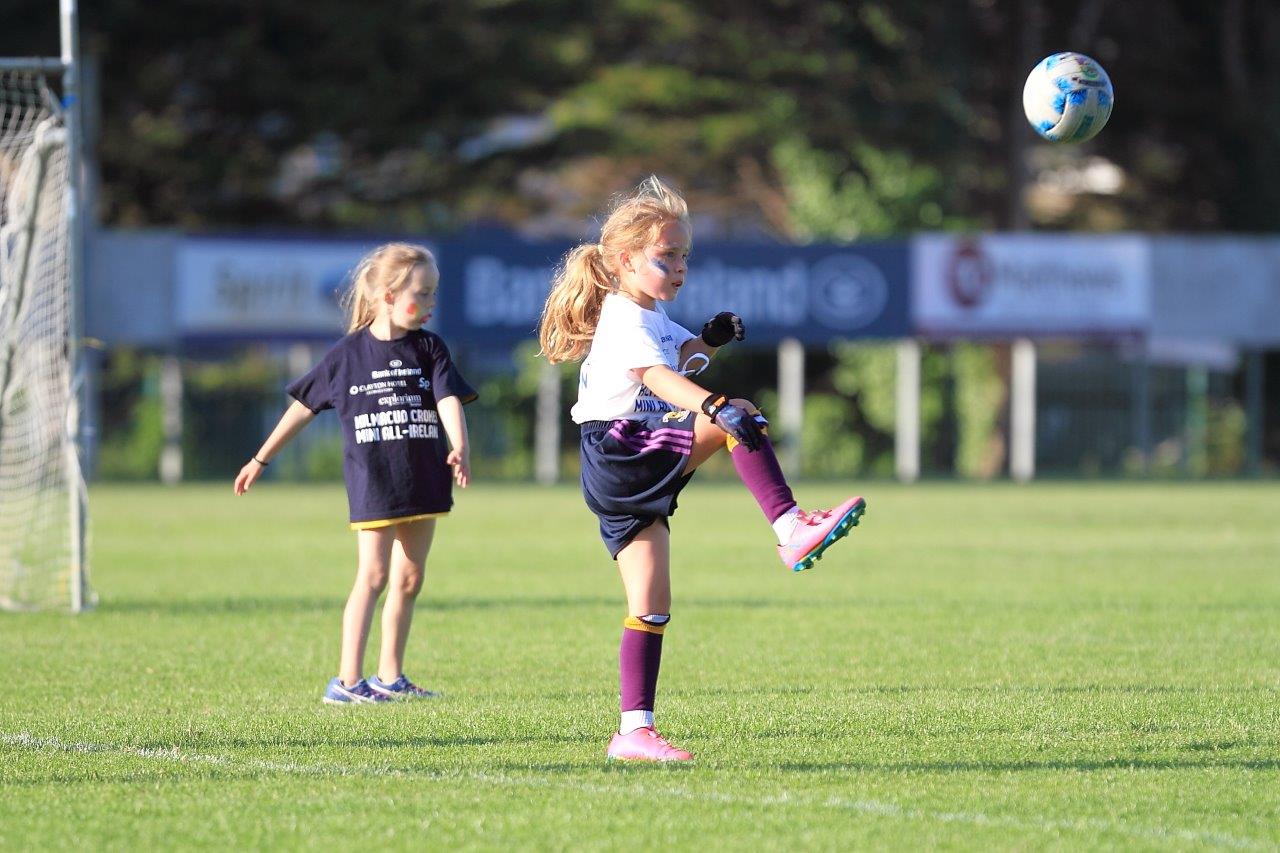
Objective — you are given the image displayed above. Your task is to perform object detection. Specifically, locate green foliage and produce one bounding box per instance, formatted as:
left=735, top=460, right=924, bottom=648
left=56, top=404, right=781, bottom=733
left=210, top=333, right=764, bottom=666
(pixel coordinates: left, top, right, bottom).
left=951, top=343, right=1004, bottom=479
left=801, top=393, right=865, bottom=477
left=94, top=351, right=163, bottom=480
left=302, top=436, right=345, bottom=481
left=463, top=343, right=571, bottom=480
left=182, top=354, right=283, bottom=480
left=3, top=0, right=1274, bottom=232
left=831, top=342, right=897, bottom=432
left=827, top=342, right=958, bottom=477
left=467, top=381, right=534, bottom=480
left=1207, top=400, right=1247, bottom=476
left=918, top=347, right=953, bottom=471
left=826, top=342, right=896, bottom=477
left=773, top=138, right=954, bottom=240
left=759, top=385, right=871, bottom=479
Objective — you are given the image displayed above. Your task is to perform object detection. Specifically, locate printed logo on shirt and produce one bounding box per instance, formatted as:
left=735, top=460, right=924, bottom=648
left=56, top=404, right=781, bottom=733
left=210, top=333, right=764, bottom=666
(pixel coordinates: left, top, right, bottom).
left=350, top=379, right=409, bottom=396
left=389, top=359, right=403, bottom=368
left=377, top=393, right=423, bottom=407
left=418, top=376, right=431, bottom=390
left=353, top=407, right=441, bottom=444
left=370, top=365, right=422, bottom=379
left=635, top=385, right=676, bottom=413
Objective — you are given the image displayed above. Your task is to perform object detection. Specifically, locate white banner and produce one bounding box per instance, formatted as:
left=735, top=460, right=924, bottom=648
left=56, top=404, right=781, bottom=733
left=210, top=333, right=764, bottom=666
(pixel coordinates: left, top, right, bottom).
left=912, top=234, right=1151, bottom=337
left=174, top=238, right=394, bottom=337
left=1152, top=238, right=1280, bottom=346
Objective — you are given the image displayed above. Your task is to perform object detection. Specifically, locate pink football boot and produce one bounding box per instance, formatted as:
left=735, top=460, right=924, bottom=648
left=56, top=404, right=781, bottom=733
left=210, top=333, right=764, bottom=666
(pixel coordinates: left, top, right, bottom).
left=777, top=496, right=866, bottom=572
left=606, top=727, right=694, bottom=762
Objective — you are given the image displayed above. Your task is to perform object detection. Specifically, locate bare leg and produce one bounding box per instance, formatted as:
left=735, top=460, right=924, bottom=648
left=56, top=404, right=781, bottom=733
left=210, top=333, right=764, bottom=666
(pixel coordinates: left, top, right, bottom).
left=616, top=522, right=671, bottom=615
left=377, top=518, right=435, bottom=683
left=339, top=528, right=393, bottom=686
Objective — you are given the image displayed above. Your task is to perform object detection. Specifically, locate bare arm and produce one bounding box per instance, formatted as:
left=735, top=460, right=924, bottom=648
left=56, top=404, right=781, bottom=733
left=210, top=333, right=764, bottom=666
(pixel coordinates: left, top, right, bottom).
left=233, top=400, right=316, bottom=495
left=437, top=395, right=470, bottom=488
left=637, top=362, right=764, bottom=450
left=678, top=336, right=719, bottom=369
left=636, top=364, right=714, bottom=414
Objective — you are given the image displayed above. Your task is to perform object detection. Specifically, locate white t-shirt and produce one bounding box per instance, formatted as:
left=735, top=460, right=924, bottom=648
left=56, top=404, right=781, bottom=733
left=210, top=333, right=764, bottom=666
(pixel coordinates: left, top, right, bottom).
left=570, top=293, right=697, bottom=423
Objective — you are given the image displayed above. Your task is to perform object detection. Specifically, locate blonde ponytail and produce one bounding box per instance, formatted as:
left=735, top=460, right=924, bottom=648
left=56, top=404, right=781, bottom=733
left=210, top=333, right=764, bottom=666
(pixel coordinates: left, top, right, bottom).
left=538, top=244, right=614, bottom=364
left=538, top=176, right=690, bottom=364
left=341, top=243, right=436, bottom=332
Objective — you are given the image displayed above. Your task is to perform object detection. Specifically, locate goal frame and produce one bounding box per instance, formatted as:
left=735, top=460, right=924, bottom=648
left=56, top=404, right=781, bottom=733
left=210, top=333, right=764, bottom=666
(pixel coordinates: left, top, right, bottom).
left=0, top=0, right=88, bottom=612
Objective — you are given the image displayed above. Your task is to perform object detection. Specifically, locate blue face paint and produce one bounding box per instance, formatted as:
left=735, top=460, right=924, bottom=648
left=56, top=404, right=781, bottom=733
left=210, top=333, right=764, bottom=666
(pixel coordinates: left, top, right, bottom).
left=649, top=257, right=671, bottom=275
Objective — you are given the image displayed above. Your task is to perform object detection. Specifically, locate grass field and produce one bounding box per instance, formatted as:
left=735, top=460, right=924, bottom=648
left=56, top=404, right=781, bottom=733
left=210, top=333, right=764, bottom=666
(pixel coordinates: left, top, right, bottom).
left=2, top=480, right=1278, bottom=848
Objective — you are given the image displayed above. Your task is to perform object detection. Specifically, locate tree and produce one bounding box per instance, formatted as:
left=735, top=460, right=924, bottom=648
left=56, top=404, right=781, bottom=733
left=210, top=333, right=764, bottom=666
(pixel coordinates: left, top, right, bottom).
left=5, top=0, right=1277, bottom=235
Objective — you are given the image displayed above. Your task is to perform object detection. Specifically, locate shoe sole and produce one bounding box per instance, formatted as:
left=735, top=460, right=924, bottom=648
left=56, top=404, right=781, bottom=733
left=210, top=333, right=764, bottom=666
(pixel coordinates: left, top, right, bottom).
left=322, top=694, right=386, bottom=705
left=368, top=690, right=442, bottom=700
left=789, top=498, right=866, bottom=572
left=366, top=680, right=443, bottom=701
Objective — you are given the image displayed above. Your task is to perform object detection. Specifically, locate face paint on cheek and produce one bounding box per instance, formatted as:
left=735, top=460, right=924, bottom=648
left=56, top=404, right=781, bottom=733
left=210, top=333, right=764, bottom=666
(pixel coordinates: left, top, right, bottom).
left=649, top=258, right=671, bottom=276
left=405, top=304, right=418, bottom=317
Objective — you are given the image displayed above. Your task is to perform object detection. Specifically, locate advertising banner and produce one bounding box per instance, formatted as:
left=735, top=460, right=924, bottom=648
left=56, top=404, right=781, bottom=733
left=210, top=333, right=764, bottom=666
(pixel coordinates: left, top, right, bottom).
left=438, top=237, right=910, bottom=345
left=912, top=234, right=1151, bottom=338
left=173, top=237, right=403, bottom=340
left=1151, top=238, right=1280, bottom=346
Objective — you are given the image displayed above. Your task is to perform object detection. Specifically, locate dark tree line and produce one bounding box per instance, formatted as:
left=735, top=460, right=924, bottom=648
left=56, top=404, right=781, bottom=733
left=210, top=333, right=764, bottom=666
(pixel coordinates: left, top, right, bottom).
left=5, top=0, right=1279, bottom=238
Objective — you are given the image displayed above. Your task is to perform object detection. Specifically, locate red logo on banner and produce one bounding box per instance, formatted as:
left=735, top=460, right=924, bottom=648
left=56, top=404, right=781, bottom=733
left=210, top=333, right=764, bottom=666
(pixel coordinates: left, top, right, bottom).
left=946, top=239, right=992, bottom=308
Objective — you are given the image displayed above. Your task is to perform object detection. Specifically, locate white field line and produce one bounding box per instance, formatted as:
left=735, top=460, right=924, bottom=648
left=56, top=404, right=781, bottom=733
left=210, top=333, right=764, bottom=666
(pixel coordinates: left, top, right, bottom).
left=1, top=732, right=1265, bottom=849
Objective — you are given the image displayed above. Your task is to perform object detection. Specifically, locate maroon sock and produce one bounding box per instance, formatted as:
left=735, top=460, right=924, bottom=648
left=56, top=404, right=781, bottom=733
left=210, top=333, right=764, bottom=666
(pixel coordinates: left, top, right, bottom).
left=619, top=618, right=665, bottom=712
left=730, top=435, right=798, bottom=524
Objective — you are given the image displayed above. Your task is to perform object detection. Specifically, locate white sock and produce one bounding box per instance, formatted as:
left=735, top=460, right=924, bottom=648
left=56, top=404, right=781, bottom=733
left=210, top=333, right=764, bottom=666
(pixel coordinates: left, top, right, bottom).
left=620, top=709, right=654, bottom=735
left=771, top=506, right=803, bottom=545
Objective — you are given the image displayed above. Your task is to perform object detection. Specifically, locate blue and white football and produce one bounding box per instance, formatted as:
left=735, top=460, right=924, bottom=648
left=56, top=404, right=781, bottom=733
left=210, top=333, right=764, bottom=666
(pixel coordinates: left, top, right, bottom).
left=1023, top=52, right=1114, bottom=143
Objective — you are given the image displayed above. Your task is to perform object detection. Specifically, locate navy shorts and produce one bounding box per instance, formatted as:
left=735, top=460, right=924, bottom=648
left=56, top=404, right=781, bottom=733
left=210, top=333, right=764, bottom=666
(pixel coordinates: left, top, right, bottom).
left=579, top=410, right=699, bottom=559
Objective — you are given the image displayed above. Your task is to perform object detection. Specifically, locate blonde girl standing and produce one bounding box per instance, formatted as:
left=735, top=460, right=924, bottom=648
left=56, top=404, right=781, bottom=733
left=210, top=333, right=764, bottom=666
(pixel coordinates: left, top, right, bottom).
left=235, top=243, right=477, bottom=703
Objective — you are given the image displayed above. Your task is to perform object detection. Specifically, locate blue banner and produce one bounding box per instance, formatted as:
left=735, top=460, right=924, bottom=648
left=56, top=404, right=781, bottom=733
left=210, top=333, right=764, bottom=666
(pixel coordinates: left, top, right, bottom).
left=437, top=237, right=567, bottom=347
left=437, top=236, right=910, bottom=346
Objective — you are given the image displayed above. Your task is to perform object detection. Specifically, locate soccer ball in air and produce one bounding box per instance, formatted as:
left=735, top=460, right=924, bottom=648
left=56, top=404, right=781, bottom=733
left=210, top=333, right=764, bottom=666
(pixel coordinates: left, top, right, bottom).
left=1022, top=52, right=1114, bottom=143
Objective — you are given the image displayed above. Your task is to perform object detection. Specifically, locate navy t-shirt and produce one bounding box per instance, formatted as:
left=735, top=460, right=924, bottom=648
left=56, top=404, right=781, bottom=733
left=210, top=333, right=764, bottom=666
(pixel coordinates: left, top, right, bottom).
left=286, top=328, right=478, bottom=524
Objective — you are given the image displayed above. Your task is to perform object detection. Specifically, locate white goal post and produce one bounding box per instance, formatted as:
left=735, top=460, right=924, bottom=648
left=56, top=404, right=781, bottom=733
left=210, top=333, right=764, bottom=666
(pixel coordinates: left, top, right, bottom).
left=0, top=0, right=90, bottom=612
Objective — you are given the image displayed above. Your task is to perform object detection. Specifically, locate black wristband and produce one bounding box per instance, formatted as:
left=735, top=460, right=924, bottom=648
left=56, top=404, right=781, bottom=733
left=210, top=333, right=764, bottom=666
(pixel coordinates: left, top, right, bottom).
left=252, top=456, right=270, bottom=467
left=700, top=393, right=729, bottom=418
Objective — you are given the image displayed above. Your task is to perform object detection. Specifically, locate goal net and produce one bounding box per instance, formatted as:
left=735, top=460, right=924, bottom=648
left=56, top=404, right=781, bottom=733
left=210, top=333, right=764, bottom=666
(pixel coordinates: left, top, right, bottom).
left=0, top=69, right=89, bottom=611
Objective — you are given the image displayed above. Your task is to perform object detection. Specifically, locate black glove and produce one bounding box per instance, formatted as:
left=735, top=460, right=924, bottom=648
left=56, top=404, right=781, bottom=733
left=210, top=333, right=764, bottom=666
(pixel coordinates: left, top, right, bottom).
left=700, top=312, right=745, bottom=348
left=701, top=393, right=764, bottom=452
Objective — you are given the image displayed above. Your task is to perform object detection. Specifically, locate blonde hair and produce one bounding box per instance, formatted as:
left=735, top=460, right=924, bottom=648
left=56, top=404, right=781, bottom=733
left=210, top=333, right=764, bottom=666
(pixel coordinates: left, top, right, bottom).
left=342, top=243, right=437, bottom=332
left=538, top=176, right=690, bottom=364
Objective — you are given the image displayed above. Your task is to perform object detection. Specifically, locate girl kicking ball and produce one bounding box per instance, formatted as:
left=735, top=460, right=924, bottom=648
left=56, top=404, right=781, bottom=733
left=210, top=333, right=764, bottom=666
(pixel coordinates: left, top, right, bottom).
left=538, top=177, right=865, bottom=761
